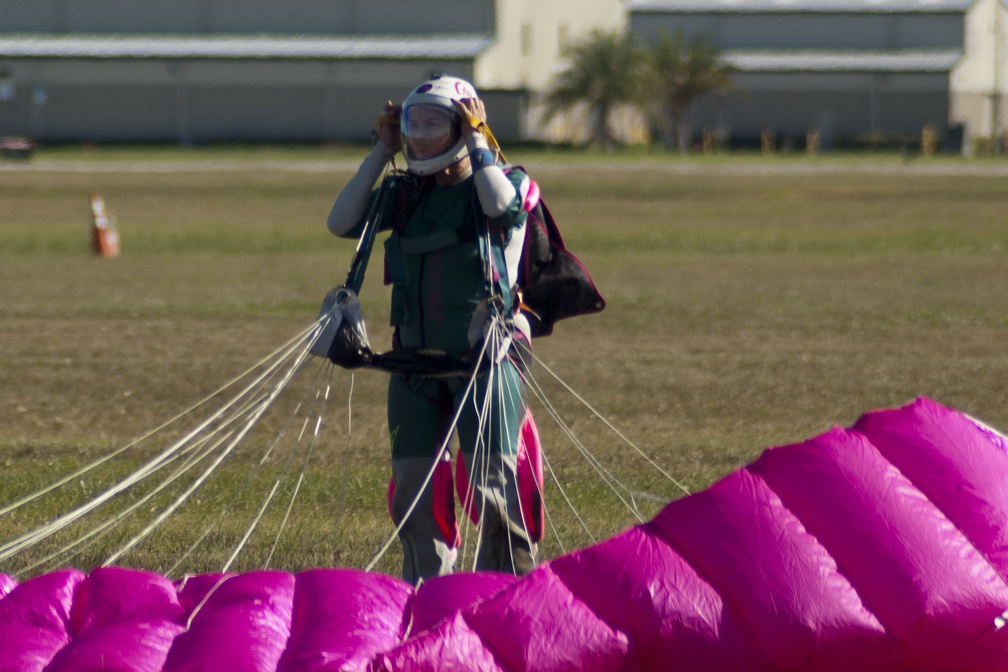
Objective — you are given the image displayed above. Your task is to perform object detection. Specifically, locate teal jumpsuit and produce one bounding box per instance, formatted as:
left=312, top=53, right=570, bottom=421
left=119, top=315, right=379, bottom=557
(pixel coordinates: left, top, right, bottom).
left=362, top=168, right=535, bottom=583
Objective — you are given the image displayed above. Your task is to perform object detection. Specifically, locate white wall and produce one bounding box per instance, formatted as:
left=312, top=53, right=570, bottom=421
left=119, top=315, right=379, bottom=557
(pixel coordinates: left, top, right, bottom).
left=476, top=0, right=625, bottom=90
left=950, top=0, right=1008, bottom=141
left=474, top=0, right=626, bottom=140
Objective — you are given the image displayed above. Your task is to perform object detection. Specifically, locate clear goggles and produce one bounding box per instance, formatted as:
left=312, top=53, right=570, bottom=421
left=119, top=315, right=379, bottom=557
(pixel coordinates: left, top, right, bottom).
left=401, top=105, right=459, bottom=141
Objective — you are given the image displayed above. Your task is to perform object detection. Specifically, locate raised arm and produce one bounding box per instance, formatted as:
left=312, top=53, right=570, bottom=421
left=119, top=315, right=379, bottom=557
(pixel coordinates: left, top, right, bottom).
left=454, top=98, right=530, bottom=219
left=326, top=102, right=401, bottom=237
left=325, top=143, right=395, bottom=237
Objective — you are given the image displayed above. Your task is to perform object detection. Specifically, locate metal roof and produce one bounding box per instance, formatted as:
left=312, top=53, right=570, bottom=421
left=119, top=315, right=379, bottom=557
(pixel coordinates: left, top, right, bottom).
left=0, top=34, right=493, bottom=60
left=725, top=49, right=963, bottom=71
left=628, top=0, right=972, bottom=12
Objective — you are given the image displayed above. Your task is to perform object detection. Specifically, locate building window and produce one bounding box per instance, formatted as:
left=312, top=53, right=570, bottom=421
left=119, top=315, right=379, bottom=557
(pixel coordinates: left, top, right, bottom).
left=521, top=23, right=532, bottom=57
left=558, top=23, right=570, bottom=56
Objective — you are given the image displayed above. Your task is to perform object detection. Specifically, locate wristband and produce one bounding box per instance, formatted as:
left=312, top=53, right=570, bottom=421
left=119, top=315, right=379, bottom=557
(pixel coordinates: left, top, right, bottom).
left=466, top=132, right=491, bottom=153
left=470, top=148, right=495, bottom=171
left=463, top=114, right=487, bottom=132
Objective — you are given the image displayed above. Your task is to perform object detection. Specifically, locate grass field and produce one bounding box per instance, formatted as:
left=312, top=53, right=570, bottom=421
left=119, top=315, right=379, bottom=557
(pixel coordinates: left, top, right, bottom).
left=2, top=145, right=1007, bottom=579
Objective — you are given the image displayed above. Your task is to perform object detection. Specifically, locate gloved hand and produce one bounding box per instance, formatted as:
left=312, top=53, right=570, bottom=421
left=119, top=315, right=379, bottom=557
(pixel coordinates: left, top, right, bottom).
left=468, top=299, right=512, bottom=364
left=373, top=101, right=402, bottom=154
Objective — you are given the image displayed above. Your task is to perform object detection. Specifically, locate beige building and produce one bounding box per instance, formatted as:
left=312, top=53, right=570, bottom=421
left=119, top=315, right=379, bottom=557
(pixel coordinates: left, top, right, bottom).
left=951, top=0, right=1008, bottom=149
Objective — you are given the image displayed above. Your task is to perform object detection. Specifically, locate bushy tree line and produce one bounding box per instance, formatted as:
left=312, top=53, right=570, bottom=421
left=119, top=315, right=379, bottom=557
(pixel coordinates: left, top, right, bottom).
left=541, top=29, right=734, bottom=151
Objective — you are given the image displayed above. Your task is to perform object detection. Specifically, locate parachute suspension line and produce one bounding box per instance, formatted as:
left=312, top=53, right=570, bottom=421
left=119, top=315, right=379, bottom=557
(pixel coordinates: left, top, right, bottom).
left=537, top=454, right=579, bottom=552
left=521, top=375, right=595, bottom=546
left=518, top=356, right=660, bottom=533
left=264, top=364, right=341, bottom=569
left=162, top=334, right=334, bottom=575
left=0, top=320, right=323, bottom=521
left=322, top=369, right=356, bottom=541
left=456, top=318, right=534, bottom=574
left=162, top=326, right=337, bottom=575
left=162, top=350, right=317, bottom=574
left=131, top=338, right=326, bottom=575
left=524, top=350, right=691, bottom=498
left=165, top=333, right=338, bottom=574
left=365, top=432, right=451, bottom=574
left=264, top=471, right=305, bottom=571
left=520, top=365, right=647, bottom=524
left=153, top=390, right=285, bottom=575
left=242, top=361, right=337, bottom=570
left=524, top=362, right=657, bottom=523
left=205, top=197, right=383, bottom=572
left=500, top=385, right=527, bottom=572
left=519, top=371, right=598, bottom=540
left=459, top=348, right=497, bottom=572
left=11, top=431, right=226, bottom=580
left=508, top=346, right=577, bottom=554
left=166, top=525, right=216, bottom=579
left=456, top=319, right=516, bottom=572
left=102, top=328, right=319, bottom=568
left=519, top=366, right=585, bottom=553
left=222, top=362, right=333, bottom=573
left=231, top=169, right=386, bottom=572
left=184, top=573, right=233, bottom=632
left=161, top=318, right=334, bottom=576
left=493, top=325, right=534, bottom=573
left=0, top=326, right=320, bottom=567
left=223, top=480, right=280, bottom=573
left=14, top=429, right=238, bottom=579
left=365, top=339, right=491, bottom=573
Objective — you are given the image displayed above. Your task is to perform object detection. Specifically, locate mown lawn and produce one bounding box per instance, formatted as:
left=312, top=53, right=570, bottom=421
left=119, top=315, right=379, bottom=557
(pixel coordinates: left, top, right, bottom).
left=2, top=146, right=1007, bottom=579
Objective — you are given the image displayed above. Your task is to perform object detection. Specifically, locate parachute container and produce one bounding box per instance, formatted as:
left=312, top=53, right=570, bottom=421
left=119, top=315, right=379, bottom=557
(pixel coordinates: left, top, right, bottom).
left=3, top=397, right=1008, bottom=670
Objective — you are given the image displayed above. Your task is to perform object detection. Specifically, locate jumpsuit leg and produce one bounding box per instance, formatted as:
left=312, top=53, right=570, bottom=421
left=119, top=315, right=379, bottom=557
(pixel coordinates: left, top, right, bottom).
left=457, top=359, right=537, bottom=576
left=390, top=457, right=456, bottom=584
left=388, top=375, right=456, bottom=585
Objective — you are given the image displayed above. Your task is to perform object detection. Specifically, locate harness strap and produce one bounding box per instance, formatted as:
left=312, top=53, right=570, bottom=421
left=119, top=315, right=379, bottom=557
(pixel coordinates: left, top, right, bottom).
left=471, top=191, right=515, bottom=317
left=344, top=174, right=390, bottom=294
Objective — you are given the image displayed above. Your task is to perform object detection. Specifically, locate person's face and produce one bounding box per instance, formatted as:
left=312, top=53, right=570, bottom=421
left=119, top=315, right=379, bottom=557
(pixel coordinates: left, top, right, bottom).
left=402, top=105, right=456, bottom=159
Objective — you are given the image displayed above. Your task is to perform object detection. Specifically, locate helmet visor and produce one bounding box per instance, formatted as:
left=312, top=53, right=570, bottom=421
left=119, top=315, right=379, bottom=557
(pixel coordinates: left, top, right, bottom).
left=401, top=105, right=458, bottom=141
left=401, top=105, right=461, bottom=162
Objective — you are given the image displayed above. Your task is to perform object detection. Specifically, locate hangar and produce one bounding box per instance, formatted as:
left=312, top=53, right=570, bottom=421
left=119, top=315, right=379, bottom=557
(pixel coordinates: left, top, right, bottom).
left=628, top=0, right=1006, bottom=150
left=0, top=0, right=623, bottom=144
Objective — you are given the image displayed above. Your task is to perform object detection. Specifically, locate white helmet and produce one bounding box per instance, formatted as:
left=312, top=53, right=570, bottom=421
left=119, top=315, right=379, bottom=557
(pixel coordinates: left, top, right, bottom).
left=400, top=75, right=479, bottom=176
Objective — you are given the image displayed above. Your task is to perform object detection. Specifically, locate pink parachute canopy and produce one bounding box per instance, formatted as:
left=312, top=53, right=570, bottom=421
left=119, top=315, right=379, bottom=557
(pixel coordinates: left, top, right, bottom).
left=3, top=397, right=1008, bottom=671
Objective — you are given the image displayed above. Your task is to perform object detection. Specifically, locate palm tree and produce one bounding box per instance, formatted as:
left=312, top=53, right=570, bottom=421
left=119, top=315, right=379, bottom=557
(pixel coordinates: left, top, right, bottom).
left=540, top=30, right=645, bottom=147
left=646, top=30, right=735, bottom=152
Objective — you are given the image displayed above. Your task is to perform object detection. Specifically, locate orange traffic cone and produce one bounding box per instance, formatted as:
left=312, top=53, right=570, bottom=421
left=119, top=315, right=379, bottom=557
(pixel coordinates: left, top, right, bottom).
left=89, top=192, right=120, bottom=257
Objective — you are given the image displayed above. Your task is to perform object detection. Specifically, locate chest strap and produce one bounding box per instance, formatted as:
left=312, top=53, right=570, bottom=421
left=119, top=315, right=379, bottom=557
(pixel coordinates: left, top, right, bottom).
left=398, top=229, right=463, bottom=255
